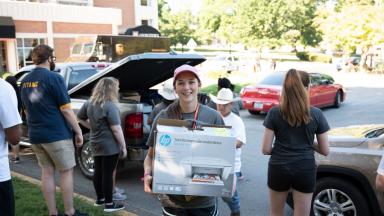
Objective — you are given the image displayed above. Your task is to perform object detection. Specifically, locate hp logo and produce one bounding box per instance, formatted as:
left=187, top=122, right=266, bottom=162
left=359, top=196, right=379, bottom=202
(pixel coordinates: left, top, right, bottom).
left=159, top=134, right=172, bottom=146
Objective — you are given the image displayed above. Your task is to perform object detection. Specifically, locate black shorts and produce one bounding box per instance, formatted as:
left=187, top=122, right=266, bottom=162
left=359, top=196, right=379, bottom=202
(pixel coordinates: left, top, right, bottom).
left=268, top=159, right=317, bottom=193
left=0, top=179, right=15, bottom=216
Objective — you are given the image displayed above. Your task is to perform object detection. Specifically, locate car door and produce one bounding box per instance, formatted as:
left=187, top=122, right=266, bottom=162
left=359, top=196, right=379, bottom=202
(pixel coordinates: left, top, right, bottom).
left=317, top=74, right=337, bottom=106
left=309, top=74, right=321, bottom=107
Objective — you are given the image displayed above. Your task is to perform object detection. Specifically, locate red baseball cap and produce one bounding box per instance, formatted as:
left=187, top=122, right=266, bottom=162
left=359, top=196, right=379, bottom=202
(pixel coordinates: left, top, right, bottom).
left=173, top=64, right=200, bottom=82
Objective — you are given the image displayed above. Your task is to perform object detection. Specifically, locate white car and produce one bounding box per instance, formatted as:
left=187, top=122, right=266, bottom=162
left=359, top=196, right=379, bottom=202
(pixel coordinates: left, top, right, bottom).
left=15, top=62, right=111, bottom=90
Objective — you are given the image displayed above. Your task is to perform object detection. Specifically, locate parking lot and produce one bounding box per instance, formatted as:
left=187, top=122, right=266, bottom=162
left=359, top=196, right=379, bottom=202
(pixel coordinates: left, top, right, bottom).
left=10, top=65, right=384, bottom=215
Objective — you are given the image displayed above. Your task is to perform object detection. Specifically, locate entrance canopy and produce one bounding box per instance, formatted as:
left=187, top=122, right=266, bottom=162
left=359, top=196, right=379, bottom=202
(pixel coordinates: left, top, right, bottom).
left=0, top=16, right=15, bottom=38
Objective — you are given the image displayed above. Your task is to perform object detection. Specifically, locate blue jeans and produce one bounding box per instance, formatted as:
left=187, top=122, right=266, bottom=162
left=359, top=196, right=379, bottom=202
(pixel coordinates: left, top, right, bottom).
left=222, top=172, right=240, bottom=214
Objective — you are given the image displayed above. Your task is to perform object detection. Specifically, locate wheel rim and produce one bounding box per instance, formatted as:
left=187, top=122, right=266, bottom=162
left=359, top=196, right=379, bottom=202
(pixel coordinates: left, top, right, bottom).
left=313, top=188, right=356, bottom=216
left=81, top=141, right=94, bottom=174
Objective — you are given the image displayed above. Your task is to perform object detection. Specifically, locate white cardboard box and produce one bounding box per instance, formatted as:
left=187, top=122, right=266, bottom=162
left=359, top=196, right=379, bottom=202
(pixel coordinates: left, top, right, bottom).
left=152, top=119, right=236, bottom=197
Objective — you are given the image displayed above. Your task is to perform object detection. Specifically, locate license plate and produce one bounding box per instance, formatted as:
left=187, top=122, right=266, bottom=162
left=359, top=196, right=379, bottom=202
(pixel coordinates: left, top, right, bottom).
left=254, top=102, right=263, bottom=109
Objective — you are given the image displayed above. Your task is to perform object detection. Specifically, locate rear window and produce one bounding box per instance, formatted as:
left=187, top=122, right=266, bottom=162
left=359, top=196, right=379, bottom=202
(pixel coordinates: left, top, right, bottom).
left=67, top=68, right=97, bottom=90
left=259, top=73, right=285, bottom=85
left=83, top=43, right=94, bottom=55
left=71, top=44, right=82, bottom=55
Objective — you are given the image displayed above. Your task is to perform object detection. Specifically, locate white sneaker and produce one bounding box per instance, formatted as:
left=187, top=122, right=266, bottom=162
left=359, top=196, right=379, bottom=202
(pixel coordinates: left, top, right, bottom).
left=112, top=192, right=127, bottom=201
left=115, top=186, right=125, bottom=194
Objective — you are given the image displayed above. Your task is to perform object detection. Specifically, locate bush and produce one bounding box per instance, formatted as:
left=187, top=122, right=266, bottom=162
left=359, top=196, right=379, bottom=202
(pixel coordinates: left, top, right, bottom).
left=309, top=53, right=332, bottom=63
left=296, top=52, right=310, bottom=61
left=201, top=83, right=247, bottom=95
left=296, top=52, right=332, bottom=63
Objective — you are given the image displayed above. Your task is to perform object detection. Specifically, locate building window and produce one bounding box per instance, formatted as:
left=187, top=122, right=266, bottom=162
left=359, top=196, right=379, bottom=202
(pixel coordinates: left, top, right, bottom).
left=17, top=38, right=46, bottom=68
left=141, top=20, right=149, bottom=25
left=0, top=41, right=7, bottom=73
left=141, top=0, right=151, bottom=6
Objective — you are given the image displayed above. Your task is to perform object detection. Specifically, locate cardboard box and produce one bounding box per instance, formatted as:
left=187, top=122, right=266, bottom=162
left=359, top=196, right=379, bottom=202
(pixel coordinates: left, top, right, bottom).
left=152, top=119, right=236, bottom=197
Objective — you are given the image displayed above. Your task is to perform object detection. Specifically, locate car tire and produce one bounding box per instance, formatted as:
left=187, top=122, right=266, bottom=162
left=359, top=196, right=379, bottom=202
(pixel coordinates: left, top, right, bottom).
left=75, top=137, right=94, bottom=179
left=334, top=91, right=342, bottom=108
left=312, top=177, right=370, bottom=216
left=248, top=110, right=260, bottom=115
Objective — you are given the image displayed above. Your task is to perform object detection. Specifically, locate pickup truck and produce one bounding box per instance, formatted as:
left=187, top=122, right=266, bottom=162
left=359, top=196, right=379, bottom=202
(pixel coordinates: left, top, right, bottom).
left=15, top=62, right=110, bottom=90
left=65, top=53, right=205, bottom=178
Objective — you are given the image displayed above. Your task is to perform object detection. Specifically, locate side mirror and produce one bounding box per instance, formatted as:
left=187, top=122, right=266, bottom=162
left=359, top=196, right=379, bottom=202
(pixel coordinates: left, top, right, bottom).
left=320, top=79, right=330, bottom=85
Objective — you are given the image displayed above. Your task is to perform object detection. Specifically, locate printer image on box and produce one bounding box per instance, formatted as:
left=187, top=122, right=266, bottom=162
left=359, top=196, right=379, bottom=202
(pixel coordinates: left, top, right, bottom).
left=152, top=119, right=236, bottom=197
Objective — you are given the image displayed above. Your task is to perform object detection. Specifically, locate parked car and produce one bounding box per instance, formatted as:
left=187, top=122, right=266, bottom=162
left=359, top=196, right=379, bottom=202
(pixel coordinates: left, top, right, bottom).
left=240, top=72, right=346, bottom=115
left=15, top=62, right=111, bottom=90
left=17, top=53, right=205, bottom=179
left=202, top=54, right=241, bottom=73
left=336, top=55, right=361, bottom=72
left=288, top=124, right=384, bottom=216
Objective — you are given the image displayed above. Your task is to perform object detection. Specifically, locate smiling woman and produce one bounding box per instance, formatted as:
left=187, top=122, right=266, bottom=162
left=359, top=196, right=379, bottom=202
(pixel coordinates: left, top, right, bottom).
left=143, top=64, right=225, bottom=216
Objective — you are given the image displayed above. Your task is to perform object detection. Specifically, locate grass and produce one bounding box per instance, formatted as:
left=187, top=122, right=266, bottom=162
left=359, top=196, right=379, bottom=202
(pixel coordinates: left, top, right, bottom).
left=13, top=176, right=121, bottom=216
left=200, top=83, right=249, bottom=95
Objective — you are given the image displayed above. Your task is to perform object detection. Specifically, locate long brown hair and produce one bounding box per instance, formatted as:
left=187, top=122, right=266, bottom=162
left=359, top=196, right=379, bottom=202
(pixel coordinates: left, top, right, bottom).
left=280, top=69, right=310, bottom=127
left=90, top=77, right=119, bottom=107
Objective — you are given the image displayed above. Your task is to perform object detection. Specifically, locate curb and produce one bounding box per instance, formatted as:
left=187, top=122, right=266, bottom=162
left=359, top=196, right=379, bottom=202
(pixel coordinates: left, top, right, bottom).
left=11, top=171, right=137, bottom=216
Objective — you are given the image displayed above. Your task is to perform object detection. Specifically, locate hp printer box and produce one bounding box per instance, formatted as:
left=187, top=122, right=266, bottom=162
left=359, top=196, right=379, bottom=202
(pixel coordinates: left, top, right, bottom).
left=152, top=118, right=236, bottom=197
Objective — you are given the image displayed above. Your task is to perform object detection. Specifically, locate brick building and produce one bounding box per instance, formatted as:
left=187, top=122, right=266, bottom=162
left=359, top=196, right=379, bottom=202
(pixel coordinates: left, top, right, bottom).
left=0, top=0, right=158, bottom=73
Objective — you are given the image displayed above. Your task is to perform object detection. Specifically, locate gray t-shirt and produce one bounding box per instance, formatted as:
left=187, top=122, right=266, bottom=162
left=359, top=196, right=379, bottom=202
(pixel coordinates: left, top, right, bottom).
left=77, top=100, right=121, bottom=156
left=147, top=101, right=170, bottom=126
left=263, top=106, right=330, bottom=165
left=146, top=104, right=225, bottom=209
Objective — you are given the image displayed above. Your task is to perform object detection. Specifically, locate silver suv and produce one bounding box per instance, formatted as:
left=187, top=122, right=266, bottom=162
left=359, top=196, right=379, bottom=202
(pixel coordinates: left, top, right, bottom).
left=313, top=125, right=384, bottom=216
left=287, top=124, right=384, bottom=215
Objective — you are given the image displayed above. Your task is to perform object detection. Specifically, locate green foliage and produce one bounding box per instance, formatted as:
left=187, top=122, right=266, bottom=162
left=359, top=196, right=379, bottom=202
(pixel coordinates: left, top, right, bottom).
left=282, top=30, right=301, bottom=50
left=308, top=53, right=332, bottom=63
left=315, top=4, right=384, bottom=54
left=197, top=0, right=238, bottom=44
left=158, top=1, right=198, bottom=45
left=296, top=52, right=310, bottom=61
left=13, top=177, right=118, bottom=216
left=335, top=0, right=375, bottom=11
left=201, top=83, right=247, bottom=95
left=233, top=0, right=322, bottom=47
left=1, top=71, right=10, bottom=79
left=296, top=52, right=332, bottom=63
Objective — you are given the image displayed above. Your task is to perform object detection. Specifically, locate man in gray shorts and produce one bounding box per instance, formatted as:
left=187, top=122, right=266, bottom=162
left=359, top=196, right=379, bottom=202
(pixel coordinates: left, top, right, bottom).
left=20, top=45, right=87, bottom=216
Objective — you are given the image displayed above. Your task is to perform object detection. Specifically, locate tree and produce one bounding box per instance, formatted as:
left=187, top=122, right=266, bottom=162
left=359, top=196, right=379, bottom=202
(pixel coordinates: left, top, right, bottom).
left=232, top=0, right=322, bottom=48
left=335, top=0, right=375, bottom=11
left=197, top=0, right=236, bottom=44
left=157, top=0, right=197, bottom=45
left=282, top=30, right=301, bottom=51
left=315, top=4, right=384, bottom=70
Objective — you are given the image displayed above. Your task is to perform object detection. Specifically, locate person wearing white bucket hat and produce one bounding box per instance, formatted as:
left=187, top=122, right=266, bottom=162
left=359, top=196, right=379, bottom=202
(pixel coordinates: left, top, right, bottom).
left=211, top=88, right=246, bottom=216
left=147, top=80, right=178, bottom=126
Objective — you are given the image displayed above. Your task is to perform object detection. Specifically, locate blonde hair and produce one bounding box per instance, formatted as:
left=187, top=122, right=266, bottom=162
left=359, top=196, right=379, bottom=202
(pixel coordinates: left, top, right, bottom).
left=280, top=69, right=310, bottom=127
left=90, top=77, right=119, bottom=107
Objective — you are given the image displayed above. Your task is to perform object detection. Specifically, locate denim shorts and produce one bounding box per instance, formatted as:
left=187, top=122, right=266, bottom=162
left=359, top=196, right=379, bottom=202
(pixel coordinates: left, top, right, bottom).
left=268, top=159, right=317, bottom=193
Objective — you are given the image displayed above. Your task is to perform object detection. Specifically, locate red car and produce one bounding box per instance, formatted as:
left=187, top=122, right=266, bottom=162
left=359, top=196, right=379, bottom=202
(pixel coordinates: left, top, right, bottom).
left=240, top=72, right=346, bottom=115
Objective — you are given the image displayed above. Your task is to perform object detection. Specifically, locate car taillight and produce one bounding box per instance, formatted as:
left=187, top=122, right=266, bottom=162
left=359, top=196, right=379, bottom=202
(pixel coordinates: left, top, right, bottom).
left=124, top=113, right=143, bottom=139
